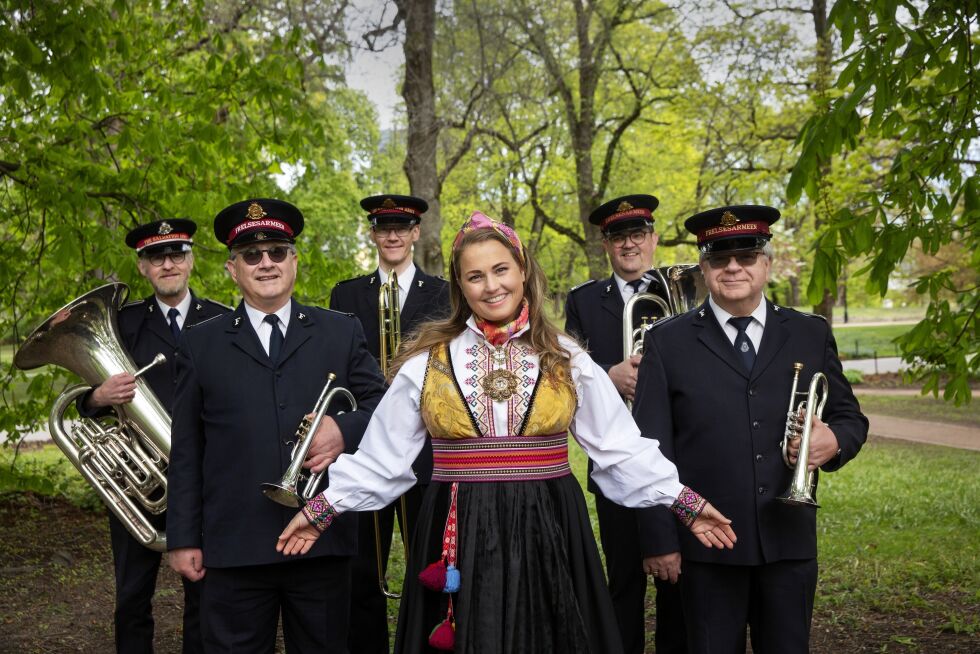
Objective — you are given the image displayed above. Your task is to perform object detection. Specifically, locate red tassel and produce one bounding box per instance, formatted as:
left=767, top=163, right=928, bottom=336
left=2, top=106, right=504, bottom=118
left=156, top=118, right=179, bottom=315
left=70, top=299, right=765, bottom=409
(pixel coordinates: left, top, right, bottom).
left=418, top=559, right=447, bottom=592
left=428, top=617, right=455, bottom=650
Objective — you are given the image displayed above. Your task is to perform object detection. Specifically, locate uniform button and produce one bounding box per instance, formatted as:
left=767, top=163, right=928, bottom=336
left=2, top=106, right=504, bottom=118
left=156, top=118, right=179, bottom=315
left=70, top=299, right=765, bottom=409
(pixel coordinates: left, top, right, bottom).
left=749, top=388, right=757, bottom=397
left=279, top=403, right=286, bottom=409
left=752, top=420, right=760, bottom=429
left=758, top=486, right=767, bottom=495
left=755, top=454, right=763, bottom=462
left=276, top=372, right=282, bottom=378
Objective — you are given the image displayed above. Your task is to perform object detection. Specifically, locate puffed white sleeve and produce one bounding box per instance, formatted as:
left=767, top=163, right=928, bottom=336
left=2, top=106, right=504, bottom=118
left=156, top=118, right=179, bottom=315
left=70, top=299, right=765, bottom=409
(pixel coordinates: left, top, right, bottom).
left=320, top=352, right=429, bottom=513
left=566, top=338, right=684, bottom=507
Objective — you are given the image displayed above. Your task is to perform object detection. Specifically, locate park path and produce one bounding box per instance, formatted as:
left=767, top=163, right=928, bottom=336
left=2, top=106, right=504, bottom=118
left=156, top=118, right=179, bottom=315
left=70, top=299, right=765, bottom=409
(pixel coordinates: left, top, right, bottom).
left=864, top=413, right=980, bottom=451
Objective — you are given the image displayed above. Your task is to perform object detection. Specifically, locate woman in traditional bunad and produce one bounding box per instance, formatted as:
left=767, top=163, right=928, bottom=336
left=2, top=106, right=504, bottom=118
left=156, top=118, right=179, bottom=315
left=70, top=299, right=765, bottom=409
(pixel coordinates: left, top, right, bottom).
left=277, top=212, right=737, bottom=654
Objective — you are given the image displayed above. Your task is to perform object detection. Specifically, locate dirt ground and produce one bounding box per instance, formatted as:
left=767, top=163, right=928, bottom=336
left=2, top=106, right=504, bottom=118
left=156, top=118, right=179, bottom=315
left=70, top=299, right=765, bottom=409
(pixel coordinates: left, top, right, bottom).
left=1, top=493, right=977, bottom=654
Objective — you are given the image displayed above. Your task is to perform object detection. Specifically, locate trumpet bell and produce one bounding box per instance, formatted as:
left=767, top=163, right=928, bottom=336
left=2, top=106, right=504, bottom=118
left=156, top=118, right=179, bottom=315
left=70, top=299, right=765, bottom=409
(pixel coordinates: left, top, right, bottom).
left=260, top=482, right=304, bottom=508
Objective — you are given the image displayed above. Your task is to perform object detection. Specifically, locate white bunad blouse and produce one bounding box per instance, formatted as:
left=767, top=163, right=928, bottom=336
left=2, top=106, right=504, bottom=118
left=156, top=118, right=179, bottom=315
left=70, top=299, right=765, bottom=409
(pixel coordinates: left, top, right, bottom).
left=316, top=316, right=685, bottom=516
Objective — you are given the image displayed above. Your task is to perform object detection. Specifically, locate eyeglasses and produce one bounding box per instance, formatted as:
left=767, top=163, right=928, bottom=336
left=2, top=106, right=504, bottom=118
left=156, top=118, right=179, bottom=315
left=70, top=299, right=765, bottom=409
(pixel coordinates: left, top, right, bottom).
left=373, top=225, right=413, bottom=238
left=235, top=245, right=292, bottom=266
left=705, top=251, right=764, bottom=269
left=145, top=252, right=187, bottom=267
left=605, top=229, right=652, bottom=248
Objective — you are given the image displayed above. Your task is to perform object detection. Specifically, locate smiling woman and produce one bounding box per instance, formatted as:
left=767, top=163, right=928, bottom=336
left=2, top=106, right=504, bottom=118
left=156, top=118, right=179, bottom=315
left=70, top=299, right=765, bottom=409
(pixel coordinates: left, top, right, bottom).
left=276, top=210, right=737, bottom=654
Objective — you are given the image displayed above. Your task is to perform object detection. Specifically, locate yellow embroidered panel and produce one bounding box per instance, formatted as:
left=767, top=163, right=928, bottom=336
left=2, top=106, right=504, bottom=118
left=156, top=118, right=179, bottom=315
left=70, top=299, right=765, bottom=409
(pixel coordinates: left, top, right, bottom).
left=420, top=342, right=577, bottom=439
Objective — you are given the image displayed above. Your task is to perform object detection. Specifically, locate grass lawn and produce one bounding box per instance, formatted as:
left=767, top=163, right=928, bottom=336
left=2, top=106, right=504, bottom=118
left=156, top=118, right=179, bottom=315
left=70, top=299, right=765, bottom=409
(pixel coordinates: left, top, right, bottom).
left=857, top=393, right=980, bottom=428
left=832, top=323, right=912, bottom=359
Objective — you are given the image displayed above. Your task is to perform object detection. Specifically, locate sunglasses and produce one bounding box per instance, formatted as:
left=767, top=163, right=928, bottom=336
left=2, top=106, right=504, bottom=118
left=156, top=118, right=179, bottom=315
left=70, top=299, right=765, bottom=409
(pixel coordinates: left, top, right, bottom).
left=145, top=252, right=187, bottom=267
left=236, top=245, right=292, bottom=266
left=705, top=251, right=764, bottom=269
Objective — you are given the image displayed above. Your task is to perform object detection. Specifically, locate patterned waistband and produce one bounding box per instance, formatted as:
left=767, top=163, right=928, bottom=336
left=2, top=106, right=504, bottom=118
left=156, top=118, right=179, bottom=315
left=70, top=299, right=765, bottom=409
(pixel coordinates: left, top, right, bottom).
left=430, top=434, right=571, bottom=482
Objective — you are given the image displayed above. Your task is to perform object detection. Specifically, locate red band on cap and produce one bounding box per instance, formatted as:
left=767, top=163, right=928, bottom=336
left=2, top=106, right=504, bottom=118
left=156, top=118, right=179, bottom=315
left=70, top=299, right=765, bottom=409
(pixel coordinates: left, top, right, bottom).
left=697, top=220, right=770, bottom=244
left=600, top=208, right=652, bottom=229
left=228, top=219, right=294, bottom=243
left=370, top=206, right=422, bottom=217
left=136, top=233, right=191, bottom=250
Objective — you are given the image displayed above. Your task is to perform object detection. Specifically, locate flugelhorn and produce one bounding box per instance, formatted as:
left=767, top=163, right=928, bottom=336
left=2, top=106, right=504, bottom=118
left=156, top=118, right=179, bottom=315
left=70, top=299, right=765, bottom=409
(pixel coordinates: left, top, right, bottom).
left=778, top=362, right=829, bottom=507
left=14, top=283, right=173, bottom=552
left=261, top=373, right=357, bottom=508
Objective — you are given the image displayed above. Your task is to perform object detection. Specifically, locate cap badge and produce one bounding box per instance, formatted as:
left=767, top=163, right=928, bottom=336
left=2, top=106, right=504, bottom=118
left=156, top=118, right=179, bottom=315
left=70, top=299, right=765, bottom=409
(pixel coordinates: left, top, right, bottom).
left=158, top=221, right=173, bottom=235
left=246, top=202, right=267, bottom=221
left=720, top=211, right=739, bottom=227
left=617, top=201, right=634, bottom=212
left=255, top=232, right=267, bottom=241
left=382, top=198, right=396, bottom=209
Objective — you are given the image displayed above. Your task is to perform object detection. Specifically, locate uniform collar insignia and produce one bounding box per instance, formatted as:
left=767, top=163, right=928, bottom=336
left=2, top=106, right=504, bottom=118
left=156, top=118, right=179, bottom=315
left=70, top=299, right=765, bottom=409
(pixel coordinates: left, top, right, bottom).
left=195, top=303, right=202, bottom=311
left=605, top=284, right=612, bottom=293
left=158, top=221, right=173, bottom=235
left=369, top=276, right=376, bottom=285
left=298, top=312, right=306, bottom=320
left=698, top=308, right=706, bottom=318
left=773, top=304, right=781, bottom=312
left=148, top=304, right=154, bottom=312
left=418, top=280, right=424, bottom=288
left=234, top=316, right=242, bottom=327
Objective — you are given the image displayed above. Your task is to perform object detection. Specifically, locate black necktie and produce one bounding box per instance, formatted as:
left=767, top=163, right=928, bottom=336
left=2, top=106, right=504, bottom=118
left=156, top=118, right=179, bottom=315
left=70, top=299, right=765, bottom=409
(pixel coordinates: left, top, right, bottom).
left=264, top=314, right=283, bottom=363
left=626, top=279, right=644, bottom=295
left=728, top=316, right=756, bottom=372
left=167, top=308, right=181, bottom=342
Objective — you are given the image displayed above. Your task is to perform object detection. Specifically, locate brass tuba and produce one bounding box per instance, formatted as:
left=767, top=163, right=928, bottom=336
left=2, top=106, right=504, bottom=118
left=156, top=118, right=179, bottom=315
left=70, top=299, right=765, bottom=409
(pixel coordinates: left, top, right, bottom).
left=778, top=362, right=829, bottom=507
left=14, top=283, right=172, bottom=552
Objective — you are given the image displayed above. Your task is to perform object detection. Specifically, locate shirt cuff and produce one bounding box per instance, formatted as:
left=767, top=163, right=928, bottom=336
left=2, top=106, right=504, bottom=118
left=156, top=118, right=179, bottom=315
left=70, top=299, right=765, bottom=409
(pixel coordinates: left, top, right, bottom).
left=670, top=486, right=707, bottom=527
left=302, top=494, right=338, bottom=533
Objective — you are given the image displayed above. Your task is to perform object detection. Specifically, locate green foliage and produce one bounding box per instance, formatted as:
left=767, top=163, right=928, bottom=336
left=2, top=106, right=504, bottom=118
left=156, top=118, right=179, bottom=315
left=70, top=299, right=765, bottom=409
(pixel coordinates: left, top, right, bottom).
left=0, top=1, right=371, bottom=434
left=0, top=445, right=100, bottom=511
left=789, top=0, right=979, bottom=404
left=833, top=323, right=911, bottom=359
left=843, top=368, right=863, bottom=385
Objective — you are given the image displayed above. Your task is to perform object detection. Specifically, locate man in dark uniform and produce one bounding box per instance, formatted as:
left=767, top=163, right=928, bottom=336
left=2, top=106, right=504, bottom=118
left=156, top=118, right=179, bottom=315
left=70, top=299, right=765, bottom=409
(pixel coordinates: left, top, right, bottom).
left=329, top=194, right=449, bottom=654
left=167, top=199, right=387, bottom=652
left=77, top=218, right=229, bottom=654
left=633, top=205, right=868, bottom=653
left=564, top=194, right=686, bottom=654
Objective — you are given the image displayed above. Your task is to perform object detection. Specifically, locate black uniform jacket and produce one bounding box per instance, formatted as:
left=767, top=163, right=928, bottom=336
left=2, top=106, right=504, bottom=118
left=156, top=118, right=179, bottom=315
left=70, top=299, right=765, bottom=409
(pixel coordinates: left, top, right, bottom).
left=329, top=267, right=449, bottom=483
left=166, top=299, right=386, bottom=568
left=328, top=266, right=450, bottom=362
left=76, top=292, right=230, bottom=418
left=564, top=274, right=668, bottom=503
left=632, top=300, right=868, bottom=565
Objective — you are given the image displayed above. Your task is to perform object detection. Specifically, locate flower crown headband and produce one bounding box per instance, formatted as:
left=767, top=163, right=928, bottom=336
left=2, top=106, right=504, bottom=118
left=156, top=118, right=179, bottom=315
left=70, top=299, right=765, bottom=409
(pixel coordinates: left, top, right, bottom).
left=451, top=211, right=525, bottom=266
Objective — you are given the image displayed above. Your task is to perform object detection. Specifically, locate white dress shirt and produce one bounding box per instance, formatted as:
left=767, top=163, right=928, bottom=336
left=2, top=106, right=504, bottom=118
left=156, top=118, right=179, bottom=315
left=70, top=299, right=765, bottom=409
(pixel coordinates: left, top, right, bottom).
left=708, top=295, right=767, bottom=353
left=243, top=300, right=291, bottom=356
left=156, top=292, right=193, bottom=331
left=378, top=263, right=416, bottom=312
left=613, top=272, right=650, bottom=302
left=319, top=316, right=685, bottom=515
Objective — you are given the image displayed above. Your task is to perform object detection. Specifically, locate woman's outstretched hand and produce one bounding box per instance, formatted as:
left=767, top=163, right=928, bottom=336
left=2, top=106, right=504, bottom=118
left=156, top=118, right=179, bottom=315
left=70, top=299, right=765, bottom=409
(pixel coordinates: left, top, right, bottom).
left=276, top=511, right=323, bottom=556
left=689, top=502, right=737, bottom=549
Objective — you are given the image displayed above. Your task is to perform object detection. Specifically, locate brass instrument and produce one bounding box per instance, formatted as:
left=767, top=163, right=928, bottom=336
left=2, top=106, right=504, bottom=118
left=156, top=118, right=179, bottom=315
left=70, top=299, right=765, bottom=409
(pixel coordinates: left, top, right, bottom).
left=375, top=269, right=408, bottom=599
left=261, top=373, right=357, bottom=508
left=778, top=362, right=829, bottom=507
left=14, top=283, right=173, bottom=552
left=378, top=270, right=401, bottom=378
left=622, top=292, right=671, bottom=359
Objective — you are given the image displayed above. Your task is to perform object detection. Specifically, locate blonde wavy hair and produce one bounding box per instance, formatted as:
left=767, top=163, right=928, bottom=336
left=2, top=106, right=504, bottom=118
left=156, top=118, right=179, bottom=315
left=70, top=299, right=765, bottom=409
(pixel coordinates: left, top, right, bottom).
left=389, top=228, right=573, bottom=389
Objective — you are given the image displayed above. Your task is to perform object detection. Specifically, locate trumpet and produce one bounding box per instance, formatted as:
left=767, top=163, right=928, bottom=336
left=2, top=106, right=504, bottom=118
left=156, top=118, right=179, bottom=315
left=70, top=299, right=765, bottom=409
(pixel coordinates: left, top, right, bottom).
left=261, top=373, right=357, bottom=508
left=13, top=283, right=173, bottom=552
left=778, top=362, right=829, bottom=507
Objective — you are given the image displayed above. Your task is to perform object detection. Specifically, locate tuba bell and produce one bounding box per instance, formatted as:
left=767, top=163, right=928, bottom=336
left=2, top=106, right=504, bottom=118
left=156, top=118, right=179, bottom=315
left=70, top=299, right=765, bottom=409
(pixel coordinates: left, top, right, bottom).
left=14, top=283, right=172, bottom=552
left=778, top=362, right=829, bottom=507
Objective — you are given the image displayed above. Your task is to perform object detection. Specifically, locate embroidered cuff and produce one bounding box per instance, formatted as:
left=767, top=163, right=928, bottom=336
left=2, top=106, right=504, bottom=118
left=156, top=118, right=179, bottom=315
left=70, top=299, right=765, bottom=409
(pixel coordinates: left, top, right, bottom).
left=670, top=486, right=707, bottom=527
left=302, top=494, right=338, bottom=533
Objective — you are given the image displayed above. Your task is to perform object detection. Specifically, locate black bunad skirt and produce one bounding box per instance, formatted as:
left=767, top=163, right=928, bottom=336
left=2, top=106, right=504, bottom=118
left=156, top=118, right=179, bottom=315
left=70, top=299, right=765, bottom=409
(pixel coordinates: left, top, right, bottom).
left=394, top=475, right=624, bottom=654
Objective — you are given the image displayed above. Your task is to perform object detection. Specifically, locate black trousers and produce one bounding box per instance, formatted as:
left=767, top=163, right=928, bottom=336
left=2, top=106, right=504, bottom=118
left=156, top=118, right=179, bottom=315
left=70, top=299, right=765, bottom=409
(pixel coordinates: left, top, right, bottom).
left=201, top=556, right=351, bottom=654
left=595, top=493, right=687, bottom=654
left=109, top=512, right=203, bottom=654
left=680, top=559, right=818, bottom=654
left=347, top=484, right=424, bottom=654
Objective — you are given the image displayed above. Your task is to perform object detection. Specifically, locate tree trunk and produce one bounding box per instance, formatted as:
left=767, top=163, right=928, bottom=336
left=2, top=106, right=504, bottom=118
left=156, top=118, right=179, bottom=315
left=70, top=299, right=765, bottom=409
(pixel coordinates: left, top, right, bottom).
left=399, top=0, right=444, bottom=276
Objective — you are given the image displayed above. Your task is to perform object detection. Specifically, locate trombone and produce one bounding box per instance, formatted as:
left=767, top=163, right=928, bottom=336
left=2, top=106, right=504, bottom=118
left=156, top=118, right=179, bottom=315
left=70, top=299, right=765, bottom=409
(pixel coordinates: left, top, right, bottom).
left=377, top=270, right=409, bottom=599
left=778, top=362, right=829, bottom=507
